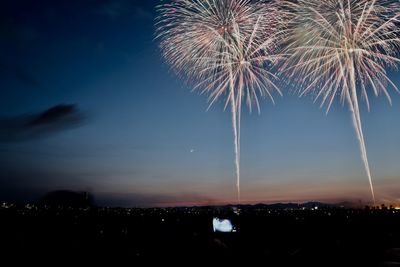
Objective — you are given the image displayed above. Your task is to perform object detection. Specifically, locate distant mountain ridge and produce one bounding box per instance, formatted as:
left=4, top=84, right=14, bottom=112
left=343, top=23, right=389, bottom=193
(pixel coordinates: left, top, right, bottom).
left=187, top=201, right=362, bottom=209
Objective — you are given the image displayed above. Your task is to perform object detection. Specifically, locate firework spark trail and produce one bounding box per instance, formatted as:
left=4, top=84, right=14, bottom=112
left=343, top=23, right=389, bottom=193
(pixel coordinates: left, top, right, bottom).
left=282, top=0, right=400, bottom=205
left=347, top=84, right=376, bottom=205
left=156, top=0, right=284, bottom=203
left=229, top=68, right=241, bottom=203
left=346, top=55, right=376, bottom=204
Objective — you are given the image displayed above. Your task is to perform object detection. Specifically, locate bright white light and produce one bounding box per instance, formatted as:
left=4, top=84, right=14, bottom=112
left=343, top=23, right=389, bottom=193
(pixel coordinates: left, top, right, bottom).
left=213, top=218, right=234, bottom=233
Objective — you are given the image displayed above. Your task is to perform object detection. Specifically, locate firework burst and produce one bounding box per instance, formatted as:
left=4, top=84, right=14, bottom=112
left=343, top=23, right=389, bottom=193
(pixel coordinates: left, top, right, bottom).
left=282, top=0, right=400, bottom=205
left=156, top=0, right=284, bottom=203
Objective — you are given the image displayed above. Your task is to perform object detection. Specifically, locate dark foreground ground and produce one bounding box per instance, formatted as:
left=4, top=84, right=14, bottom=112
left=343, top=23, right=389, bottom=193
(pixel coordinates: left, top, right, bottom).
left=1, top=205, right=400, bottom=265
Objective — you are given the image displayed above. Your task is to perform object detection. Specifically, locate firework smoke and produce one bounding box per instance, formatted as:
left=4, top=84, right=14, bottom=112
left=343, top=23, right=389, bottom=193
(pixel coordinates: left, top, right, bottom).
left=156, top=0, right=284, bottom=203
left=282, top=0, right=400, bottom=205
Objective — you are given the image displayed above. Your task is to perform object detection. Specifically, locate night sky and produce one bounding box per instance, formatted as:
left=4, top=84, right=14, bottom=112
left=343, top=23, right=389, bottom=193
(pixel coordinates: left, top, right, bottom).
left=1, top=0, right=400, bottom=207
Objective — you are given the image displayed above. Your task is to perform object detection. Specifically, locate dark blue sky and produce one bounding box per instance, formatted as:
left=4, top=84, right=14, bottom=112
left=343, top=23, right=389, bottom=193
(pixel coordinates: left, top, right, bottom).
left=1, top=0, right=400, bottom=207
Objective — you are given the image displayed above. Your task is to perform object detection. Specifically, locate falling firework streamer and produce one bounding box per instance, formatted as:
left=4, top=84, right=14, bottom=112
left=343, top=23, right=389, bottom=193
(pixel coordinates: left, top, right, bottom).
left=156, top=0, right=284, bottom=203
left=282, top=0, right=400, bottom=205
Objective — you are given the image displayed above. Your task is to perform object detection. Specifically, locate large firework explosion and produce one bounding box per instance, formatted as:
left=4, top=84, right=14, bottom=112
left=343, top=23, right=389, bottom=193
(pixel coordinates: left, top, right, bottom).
left=156, top=0, right=284, bottom=203
left=282, top=0, right=400, bottom=205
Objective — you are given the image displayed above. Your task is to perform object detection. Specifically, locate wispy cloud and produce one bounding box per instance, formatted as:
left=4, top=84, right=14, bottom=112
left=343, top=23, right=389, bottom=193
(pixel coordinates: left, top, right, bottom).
left=0, top=104, right=87, bottom=143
